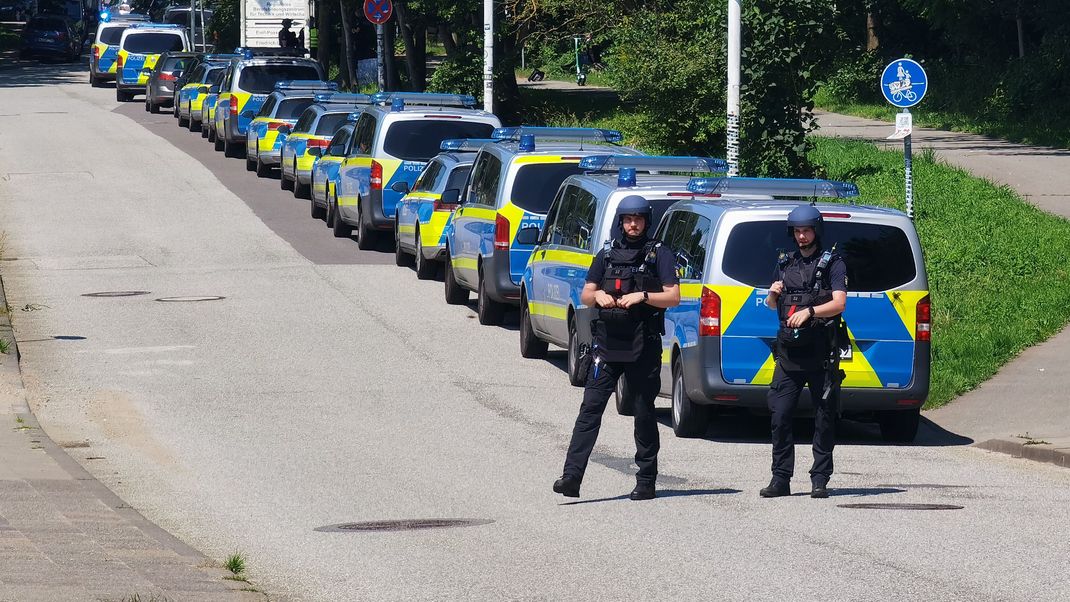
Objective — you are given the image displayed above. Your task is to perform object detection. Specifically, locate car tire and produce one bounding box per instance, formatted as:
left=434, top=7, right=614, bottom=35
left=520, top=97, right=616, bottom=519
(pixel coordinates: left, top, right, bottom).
left=173, top=100, right=179, bottom=118
left=878, top=408, right=921, bottom=443
left=519, top=297, right=548, bottom=359
left=394, top=225, right=412, bottom=267
left=202, top=122, right=210, bottom=139
left=310, top=193, right=326, bottom=219
left=355, top=199, right=376, bottom=250
left=671, top=359, right=709, bottom=438
left=615, top=376, right=636, bottom=416
left=326, top=190, right=337, bottom=228
left=223, top=137, right=240, bottom=158
left=214, top=132, right=224, bottom=151
left=414, top=228, right=437, bottom=280
left=149, top=99, right=159, bottom=113
left=477, top=268, right=506, bottom=326
left=280, top=168, right=294, bottom=191
left=332, top=194, right=352, bottom=238
left=293, top=166, right=310, bottom=199
left=144, top=98, right=150, bottom=111
left=444, top=251, right=469, bottom=305
left=256, top=156, right=270, bottom=178
left=89, top=74, right=99, bottom=87
left=179, top=114, right=189, bottom=128
left=246, top=154, right=256, bottom=172
left=567, top=318, right=587, bottom=387
left=116, top=89, right=131, bottom=102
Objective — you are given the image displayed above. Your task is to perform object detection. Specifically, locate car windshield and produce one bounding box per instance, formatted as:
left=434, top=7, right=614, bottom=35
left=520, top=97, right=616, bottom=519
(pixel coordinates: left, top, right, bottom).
left=276, top=98, right=314, bottom=119
left=383, top=120, right=496, bottom=162
left=721, top=219, right=918, bottom=292
left=314, top=113, right=348, bottom=136
left=123, top=33, right=184, bottom=54
left=237, top=65, right=322, bottom=94
left=509, top=163, right=587, bottom=213
left=28, top=17, right=66, bottom=30
left=99, top=25, right=127, bottom=44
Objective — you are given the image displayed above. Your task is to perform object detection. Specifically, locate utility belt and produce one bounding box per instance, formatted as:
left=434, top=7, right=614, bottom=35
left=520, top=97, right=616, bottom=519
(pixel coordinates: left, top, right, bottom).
left=592, top=307, right=661, bottom=363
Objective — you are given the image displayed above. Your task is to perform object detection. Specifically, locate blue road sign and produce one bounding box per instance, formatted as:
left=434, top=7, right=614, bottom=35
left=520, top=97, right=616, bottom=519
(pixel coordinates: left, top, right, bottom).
left=363, top=0, right=392, bottom=24
left=880, top=58, right=927, bottom=108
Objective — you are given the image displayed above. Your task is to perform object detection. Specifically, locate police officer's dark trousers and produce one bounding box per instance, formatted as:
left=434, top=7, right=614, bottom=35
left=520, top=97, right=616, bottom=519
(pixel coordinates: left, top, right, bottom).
left=767, top=364, right=838, bottom=485
left=563, top=335, right=661, bottom=486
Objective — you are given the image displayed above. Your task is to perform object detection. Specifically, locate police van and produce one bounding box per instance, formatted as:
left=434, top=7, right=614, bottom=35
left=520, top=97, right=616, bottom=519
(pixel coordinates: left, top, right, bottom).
left=280, top=93, right=373, bottom=197
left=444, top=128, right=642, bottom=326
left=114, top=23, right=189, bottom=102
left=89, top=13, right=148, bottom=87
left=242, top=83, right=344, bottom=177
left=174, top=54, right=238, bottom=129
left=654, top=177, right=930, bottom=442
left=393, top=139, right=487, bottom=278
left=333, top=93, right=501, bottom=247
left=516, top=155, right=726, bottom=386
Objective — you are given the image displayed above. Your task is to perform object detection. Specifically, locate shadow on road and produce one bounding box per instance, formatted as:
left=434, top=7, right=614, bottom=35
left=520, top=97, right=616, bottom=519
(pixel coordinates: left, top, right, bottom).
left=0, top=48, right=89, bottom=88
left=560, top=488, right=742, bottom=506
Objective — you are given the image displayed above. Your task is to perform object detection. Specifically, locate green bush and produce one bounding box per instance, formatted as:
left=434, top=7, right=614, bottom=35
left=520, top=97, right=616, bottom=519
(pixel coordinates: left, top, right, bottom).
left=821, top=50, right=883, bottom=104
left=426, top=52, right=482, bottom=97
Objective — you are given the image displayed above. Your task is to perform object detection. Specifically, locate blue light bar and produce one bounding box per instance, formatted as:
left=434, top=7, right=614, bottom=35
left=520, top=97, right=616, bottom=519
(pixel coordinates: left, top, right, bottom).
left=99, top=10, right=109, bottom=21
left=346, top=111, right=363, bottom=123
left=275, top=80, right=338, bottom=92
left=580, top=155, right=728, bottom=173
left=440, top=138, right=499, bottom=151
left=492, top=127, right=624, bottom=144
left=129, top=23, right=184, bottom=29
left=204, top=53, right=240, bottom=61
left=686, top=177, right=860, bottom=198
left=618, top=168, right=637, bottom=187
left=370, top=92, right=477, bottom=108
left=313, top=92, right=372, bottom=105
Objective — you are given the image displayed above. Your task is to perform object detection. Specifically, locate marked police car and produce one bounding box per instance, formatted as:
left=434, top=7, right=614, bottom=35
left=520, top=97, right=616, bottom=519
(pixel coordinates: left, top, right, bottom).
left=89, top=12, right=148, bottom=87
left=279, top=93, right=372, bottom=197
left=199, top=76, right=222, bottom=139
left=309, top=120, right=355, bottom=221
left=444, top=127, right=641, bottom=326
left=393, top=139, right=487, bottom=278
left=243, top=83, right=343, bottom=176
left=516, top=155, right=726, bottom=386
left=173, top=53, right=238, bottom=126
left=332, top=92, right=501, bottom=247
left=213, top=49, right=325, bottom=158
left=653, top=177, right=930, bottom=442
left=114, top=23, right=190, bottom=102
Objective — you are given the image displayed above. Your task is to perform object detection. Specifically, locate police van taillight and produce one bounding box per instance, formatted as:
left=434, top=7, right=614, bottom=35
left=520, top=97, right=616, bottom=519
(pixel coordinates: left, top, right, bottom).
left=916, top=294, right=931, bottom=342
left=433, top=198, right=458, bottom=212
left=370, top=160, right=383, bottom=190
left=699, top=287, right=721, bottom=337
left=229, top=98, right=238, bottom=118
left=116, top=54, right=123, bottom=69
left=92, top=45, right=100, bottom=59
left=494, top=214, right=510, bottom=251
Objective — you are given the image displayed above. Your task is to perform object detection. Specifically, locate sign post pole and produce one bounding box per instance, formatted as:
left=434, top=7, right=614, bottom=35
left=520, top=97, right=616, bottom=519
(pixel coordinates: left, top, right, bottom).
left=363, top=0, right=393, bottom=91
left=483, top=0, right=493, bottom=114
left=376, top=23, right=384, bottom=90
left=880, top=58, right=928, bottom=221
left=903, top=109, right=913, bottom=219
left=726, top=0, right=741, bottom=177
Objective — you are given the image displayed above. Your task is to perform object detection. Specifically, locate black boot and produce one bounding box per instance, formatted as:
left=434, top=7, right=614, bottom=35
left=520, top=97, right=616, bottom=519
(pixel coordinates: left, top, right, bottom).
left=553, top=476, right=581, bottom=498
left=811, top=480, right=829, bottom=498
left=629, top=483, right=656, bottom=501
left=759, top=479, right=791, bottom=498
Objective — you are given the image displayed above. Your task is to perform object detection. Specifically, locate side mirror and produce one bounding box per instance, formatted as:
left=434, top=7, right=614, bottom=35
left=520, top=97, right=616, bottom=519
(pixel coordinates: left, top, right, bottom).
left=240, top=109, right=255, bottom=119
left=276, top=124, right=291, bottom=135
left=197, top=85, right=209, bottom=93
left=390, top=181, right=410, bottom=194
left=308, top=147, right=322, bottom=157
left=440, top=188, right=461, bottom=205
left=515, top=226, right=540, bottom=246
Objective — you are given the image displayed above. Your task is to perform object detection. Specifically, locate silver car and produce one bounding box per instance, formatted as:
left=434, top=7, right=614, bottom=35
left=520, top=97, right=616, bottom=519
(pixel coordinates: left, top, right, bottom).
left=145, top=51, right=195, bottom=113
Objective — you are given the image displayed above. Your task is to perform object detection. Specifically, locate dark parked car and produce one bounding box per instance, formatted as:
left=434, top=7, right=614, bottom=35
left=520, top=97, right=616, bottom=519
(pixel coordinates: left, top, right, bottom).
left=145, top=51, right=194, bottom=113
left=19, top=14, right=81, bottom=61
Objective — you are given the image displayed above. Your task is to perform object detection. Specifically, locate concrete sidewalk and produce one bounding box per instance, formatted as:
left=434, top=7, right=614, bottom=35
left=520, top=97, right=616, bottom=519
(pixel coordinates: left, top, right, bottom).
left=815, top=111, right=1070, bottom=467
left=0, top=276, right=265, bottom=602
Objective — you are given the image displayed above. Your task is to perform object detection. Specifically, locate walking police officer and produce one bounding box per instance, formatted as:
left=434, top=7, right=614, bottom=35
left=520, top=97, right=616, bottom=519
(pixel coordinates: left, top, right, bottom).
left=761, top=205, right=847, bottom=499
left=553, top=196, right=680, bottom=501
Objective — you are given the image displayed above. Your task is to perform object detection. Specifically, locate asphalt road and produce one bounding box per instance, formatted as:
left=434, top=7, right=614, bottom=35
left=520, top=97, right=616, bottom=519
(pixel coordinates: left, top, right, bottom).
left=1, top=61, right=1069, bottom=601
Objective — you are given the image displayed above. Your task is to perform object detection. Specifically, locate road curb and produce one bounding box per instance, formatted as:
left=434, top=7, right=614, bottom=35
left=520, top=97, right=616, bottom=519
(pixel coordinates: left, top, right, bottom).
left=976, top=439, right=1070, bottom=469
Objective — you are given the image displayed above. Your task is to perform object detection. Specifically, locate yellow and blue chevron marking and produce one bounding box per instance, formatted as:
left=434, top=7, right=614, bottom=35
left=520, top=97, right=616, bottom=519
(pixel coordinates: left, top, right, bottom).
left=116, top=50, right=159, bottom=85
left=93, top=42, right=119, bottom=73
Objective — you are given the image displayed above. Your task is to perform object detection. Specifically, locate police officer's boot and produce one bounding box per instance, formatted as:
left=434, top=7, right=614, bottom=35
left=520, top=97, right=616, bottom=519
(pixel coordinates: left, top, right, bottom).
left=759, top=479, right=791, bottom=498
left=811, top=479, right=829, bottom=499
left=629, top=483, right=656, bottom=501
left=553, top=476, right=581, bottom=498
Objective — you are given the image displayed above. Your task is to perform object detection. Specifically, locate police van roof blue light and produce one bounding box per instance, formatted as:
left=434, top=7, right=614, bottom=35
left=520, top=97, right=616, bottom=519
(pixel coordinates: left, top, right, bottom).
left=371, top=92, right=477, bottom=108
left=99, top=10, right=110, bottom=21
left=313, top=92, right=372, bottom=104
left=275, top=81, right=338, bottom=91
left=580, top=155, right=728, bottom=173
left=618, top=167, right=638, bottom=187
left=492, top=127, right=624, bottom=144
left=686, top=177, right=860, bottom=198
left=129, top=23, right=184, bottom=29
left=440, top=138, right=498, bottom=151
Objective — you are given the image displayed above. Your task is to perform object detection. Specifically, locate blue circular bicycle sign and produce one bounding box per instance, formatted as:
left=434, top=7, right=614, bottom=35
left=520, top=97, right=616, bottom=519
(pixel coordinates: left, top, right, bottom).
left=880, top=58, right=927, bottom=108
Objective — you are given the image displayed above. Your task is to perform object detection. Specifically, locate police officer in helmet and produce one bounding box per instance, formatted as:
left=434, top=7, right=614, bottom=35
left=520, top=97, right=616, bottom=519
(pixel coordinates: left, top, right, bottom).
left=553, top=195, right=680, bottom=501
left=762, top=204, right=847, bottom=499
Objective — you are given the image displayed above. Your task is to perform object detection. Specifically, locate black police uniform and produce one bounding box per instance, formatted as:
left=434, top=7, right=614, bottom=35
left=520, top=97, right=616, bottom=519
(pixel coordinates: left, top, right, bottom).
left=768, top=246, right=847, bottom=489
left=561, top=236, right=678, bottom=488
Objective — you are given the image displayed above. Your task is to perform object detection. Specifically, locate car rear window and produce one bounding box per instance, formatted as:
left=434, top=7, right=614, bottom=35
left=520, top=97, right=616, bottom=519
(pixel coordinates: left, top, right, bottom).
left=383, top=120, right=496, bottom=162
left=444, top=165, right=472, bottom=192
left=123, top=33, right=184, bottom=54
left=508, top=163, right=586, bottom=213
left=314, top=113, right=347, bottom=136
left=237, top=65, right=322, bottom=94
left=29, top=17, right=66, bottom=30
left=162, top=57, right=187, bottom=71
left=277, top=98, right=314, bottom=120
left=721, top=219, right=918, bottom=292
left=99, top=26, right=127, bottom=44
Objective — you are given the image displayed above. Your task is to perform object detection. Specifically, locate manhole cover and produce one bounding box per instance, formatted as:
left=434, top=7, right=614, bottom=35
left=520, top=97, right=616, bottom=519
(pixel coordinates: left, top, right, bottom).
left=82, top=291, right=151, bottom=298
left=838, top=503, right=964, bottom=511
left=155, top=296, right=226, bottom=303
left=315, top=518, right=494, bottom=533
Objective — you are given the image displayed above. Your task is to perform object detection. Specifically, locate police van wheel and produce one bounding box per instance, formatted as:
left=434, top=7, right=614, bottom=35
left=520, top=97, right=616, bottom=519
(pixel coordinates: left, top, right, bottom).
left=213, top=133, right=224, bottom=151
left=414, top=233, right=437, bottom=280
left=877, top=409, right=921, bottom=443
left=477, top=271, right=506, bottom=326
left=614, top=378, right=636, bottom=416
left=148, top=100, right=160, bottom=114
left=202, top=124, right=210, bottom=139
left=294, top=179, right=311, bottom=200
left=246, top=154, right=256, bottom=172
left=443, top=254, right=469, bottom=305
left=310, top=195, right=326, bottom=220
left=223, top=138, right=241, bottom=158
left=671, top=360, right=708, bottom=438
left=90, top=74, right=100, bottom=87
left=566, top=320, right=586, bottom=387
left=179, top=114, right=189, bottom=128
left=519, top=299, right=549, bottom=359
left=280, top=170, right=294, bottom=191
left=332, top=203, right=352, bottom=238
left=116, top=89, right=131, bottom=102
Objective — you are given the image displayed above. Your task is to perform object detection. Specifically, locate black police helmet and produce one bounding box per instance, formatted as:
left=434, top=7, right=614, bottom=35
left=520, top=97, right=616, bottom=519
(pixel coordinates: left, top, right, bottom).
left=786, top=204, right=823, bottom=238
left=281, top=18, right=293, bottom=27
left=615, top=195, right=652, bottom=233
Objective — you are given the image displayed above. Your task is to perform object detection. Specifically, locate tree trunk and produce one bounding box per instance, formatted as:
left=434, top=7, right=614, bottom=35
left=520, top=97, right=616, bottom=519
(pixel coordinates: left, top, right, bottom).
left=383, top=22, right=400, bottom=90
left=438, top=23, right=460, bottom=60
left=317, top=0, right=334, bottom=78
left=393, top=0, right=423, bottom=91
left=865, top=11, right=879, bottom=51
left=339, top=0, right=357, bottom=89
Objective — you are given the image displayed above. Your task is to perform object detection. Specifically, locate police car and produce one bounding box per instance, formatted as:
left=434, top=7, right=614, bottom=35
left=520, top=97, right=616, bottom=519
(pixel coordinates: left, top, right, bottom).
left=200, top=79, right=221, bottom=140
left=243, top=83, right=344, bottom=177
left=444, top=127, right=641, bottom=326
left=114, top=23, right=190, bottom=102
left=212, top=49, right=325, bottom=158
left=333, top=92, right=501, bottom=246
left=309, top=121, right=356, bottom=221
left=649, top=177, right=930, bottom=442
left=173, top=53, right=238, bottom=127
left=278, top=93, right=372, bottom=197
left=393, top=139, right=487, bottom=278
left=517, top=155, right=726, bottom=386
left=89, top=12, right=148, bottom=87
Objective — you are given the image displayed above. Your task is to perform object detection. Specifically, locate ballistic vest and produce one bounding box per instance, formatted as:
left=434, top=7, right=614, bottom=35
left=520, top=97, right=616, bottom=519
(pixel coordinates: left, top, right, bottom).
left=592, top=238, right=665, bottom=363
left=775, top=246, right=840, bottom=371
